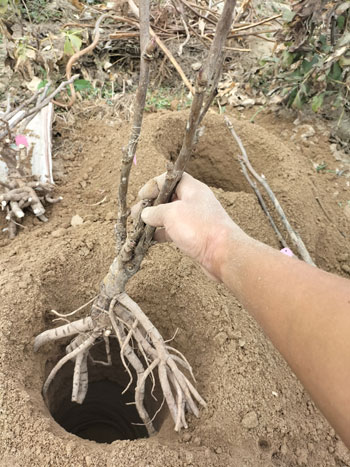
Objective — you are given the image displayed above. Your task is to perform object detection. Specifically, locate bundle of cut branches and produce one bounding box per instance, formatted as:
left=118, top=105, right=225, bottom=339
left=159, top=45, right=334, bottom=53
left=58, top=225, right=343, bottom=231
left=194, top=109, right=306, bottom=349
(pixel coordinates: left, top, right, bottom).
left=0, top=76, right=77, bottom=238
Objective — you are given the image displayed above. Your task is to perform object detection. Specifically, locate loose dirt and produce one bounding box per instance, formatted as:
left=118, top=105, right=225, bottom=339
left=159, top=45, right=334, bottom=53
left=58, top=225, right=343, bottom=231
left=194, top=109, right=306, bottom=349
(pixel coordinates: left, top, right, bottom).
left=0, top=107, right=349, bottom=467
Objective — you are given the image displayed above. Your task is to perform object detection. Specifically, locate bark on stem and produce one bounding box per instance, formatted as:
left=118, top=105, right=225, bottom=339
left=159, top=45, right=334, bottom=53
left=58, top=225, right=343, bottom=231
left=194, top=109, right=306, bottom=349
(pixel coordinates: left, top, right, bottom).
left=116, top=0, right=152, bottom=252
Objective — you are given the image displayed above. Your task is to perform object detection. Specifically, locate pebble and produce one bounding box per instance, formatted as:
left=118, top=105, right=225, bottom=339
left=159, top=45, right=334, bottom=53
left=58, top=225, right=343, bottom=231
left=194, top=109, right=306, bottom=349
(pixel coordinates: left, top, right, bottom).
left=296, top=448, right=308, bottom=465
left=241, top=411, right=258, bottom=429
left=51, top=228, right=66, bottom=238
left=193, top=437, right=202, bottom=447
left=214, top=331, right=228, bottom=346
left=341, top=264, right=350, bottom=274
left=191, top=62, right=202, bottom=71
left=344, top=204, right=350, bottom=220
left=182, top=432, right=191, bottom=442
left=71, top=215, right=84, bottom=227
left=238, top=338, right=246, bottom=348
left=299, top=124, right=315, bottom=139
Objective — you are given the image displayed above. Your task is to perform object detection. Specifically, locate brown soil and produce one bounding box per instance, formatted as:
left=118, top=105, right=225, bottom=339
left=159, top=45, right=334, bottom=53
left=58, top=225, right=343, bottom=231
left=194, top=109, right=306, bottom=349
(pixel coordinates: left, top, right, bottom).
left=0, top=107, right=350, bottom=467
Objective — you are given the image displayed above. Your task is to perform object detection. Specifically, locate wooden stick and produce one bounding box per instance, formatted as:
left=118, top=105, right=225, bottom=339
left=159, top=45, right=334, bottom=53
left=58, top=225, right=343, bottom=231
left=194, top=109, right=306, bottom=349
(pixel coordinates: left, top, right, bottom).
left=224, top=116, right=315, bottom=266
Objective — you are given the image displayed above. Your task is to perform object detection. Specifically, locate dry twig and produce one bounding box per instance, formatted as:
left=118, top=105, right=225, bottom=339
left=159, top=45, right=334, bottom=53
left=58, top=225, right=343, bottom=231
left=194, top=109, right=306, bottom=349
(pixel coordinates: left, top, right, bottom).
left=224, top=116, right=315, bottom=266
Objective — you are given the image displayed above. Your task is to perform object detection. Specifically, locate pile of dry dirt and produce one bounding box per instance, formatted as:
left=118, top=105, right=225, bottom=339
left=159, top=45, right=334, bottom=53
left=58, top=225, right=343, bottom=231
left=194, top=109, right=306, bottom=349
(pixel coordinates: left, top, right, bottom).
left=0, top=108, right=349, bottom=466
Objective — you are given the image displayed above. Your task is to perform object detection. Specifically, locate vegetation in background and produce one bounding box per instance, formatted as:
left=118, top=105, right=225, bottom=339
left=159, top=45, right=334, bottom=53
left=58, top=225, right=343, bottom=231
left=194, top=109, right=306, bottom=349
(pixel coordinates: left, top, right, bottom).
left=253, top=1, right=350, bottom=113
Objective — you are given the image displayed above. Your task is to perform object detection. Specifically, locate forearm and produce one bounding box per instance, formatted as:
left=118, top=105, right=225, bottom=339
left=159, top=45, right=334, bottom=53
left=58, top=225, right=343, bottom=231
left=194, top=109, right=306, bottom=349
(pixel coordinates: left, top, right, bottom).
left=216, top=228, right=350, bottom=447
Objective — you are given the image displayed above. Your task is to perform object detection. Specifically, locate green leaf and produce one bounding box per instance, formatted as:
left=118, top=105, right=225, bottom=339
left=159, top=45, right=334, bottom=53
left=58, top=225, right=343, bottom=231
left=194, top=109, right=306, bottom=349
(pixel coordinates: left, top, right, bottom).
left=64, top=37, right=74, bottom=56
left=282, top=50, right=297, bottom=66
left=292, top=91, right=303, bottom=109
left=282, top=9, right=296, bottom=22
left=69, top=34, right=82, bottom=53
left=311, top=93, right=325, bottom=112
left=37, top=79, right=48, bottom=90
left=337, top=15, right=346, bottom=30
left=328, top=61, right=342, bottom=81
left=301, top=59, right=313, bottom=74
left=287, top=87, right=298, bottom=107
left=73, top=79, right=92, bottom=91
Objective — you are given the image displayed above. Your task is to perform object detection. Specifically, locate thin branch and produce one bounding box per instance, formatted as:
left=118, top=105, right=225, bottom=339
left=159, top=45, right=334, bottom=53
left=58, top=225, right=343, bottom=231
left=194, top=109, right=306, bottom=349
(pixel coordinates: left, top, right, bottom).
left=116, top=0, right=153, bottom=253
left=224, top=116, right=315, bottom=266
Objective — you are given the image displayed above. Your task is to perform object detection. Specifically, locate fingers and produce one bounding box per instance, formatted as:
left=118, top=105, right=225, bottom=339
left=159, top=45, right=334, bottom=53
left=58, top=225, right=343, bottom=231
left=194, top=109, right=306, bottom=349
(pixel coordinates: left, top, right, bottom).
left=138, top=173, right=166, bottom=200
left=138, top=172, right=204, bottom=202
left=154, top=228, right=172, bottom=243
left=141, top=203, right=171, bottom=228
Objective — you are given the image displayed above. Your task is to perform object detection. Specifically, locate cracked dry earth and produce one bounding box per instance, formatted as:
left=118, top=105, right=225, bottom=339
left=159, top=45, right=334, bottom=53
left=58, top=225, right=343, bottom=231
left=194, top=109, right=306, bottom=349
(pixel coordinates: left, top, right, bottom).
left=0, top=107, right=350, bottom=467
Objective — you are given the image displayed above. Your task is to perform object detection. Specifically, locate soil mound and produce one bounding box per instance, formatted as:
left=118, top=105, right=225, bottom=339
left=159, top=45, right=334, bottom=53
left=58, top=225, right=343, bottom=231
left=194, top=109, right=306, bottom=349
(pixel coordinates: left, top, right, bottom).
left=0, top=109, right=349, bottom=466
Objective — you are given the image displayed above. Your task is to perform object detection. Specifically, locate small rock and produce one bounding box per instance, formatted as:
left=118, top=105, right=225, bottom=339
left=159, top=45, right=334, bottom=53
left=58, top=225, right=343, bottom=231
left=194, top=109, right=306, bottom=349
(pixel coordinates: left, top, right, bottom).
left=51, top=228, right=66, bottom=238
left=344, top=204, right=350, bottom=220
left=18, top=281, right=27, bottom=289
left=214, top=447, right=222, bottom=454
left=80, top=181, right=87, bottom=189
left=182, top=432, right=192, bottom=442
left=62, top=153, right=75, bottom=161
left=341, top=264, right=350, bottom=274
left=238, top=338, right=246, bottom=348
left=83, top=173, right=89, bottom=181
left=191, top=62, right=202, bottom=71
left=193, top=437, right=202, bottom=447
left=92, top=135, right=99, bottom=143
left=241, top=411, right=258, bottom=429
left=299, top=124, right=315, bottom=139
left=71, top=215, right=84, bottom=227
left=214, top=331, right=228, bottom=346
left=296, top=448, right=308, bottom=465
left=280, top=442, right=288, bottom=455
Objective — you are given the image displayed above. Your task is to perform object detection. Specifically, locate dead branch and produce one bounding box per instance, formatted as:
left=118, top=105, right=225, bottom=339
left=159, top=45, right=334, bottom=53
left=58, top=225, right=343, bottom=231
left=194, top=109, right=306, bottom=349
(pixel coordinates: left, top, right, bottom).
left=224, top=116, right=315, bottom=266
left=115, top=0, right=154, bottom=253
left=237, top=156, right=288, bottom=249
left=128, top=0, right=195, bottom=94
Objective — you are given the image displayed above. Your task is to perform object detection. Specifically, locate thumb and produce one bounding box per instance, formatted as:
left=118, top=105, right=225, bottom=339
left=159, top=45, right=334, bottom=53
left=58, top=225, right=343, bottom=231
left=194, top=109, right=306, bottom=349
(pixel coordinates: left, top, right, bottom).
left=141, top=204, right=169, bottom=228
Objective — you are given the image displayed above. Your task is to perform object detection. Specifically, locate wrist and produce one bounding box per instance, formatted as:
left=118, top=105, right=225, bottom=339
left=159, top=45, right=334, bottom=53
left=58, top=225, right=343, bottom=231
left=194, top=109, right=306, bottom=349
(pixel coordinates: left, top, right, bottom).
left=204, top=221, right=251, bottom=283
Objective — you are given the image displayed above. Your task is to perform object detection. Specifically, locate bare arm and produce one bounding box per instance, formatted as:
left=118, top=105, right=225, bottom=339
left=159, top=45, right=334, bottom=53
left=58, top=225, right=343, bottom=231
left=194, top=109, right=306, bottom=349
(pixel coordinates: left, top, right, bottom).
left=138, top=173, right=350, bottom=447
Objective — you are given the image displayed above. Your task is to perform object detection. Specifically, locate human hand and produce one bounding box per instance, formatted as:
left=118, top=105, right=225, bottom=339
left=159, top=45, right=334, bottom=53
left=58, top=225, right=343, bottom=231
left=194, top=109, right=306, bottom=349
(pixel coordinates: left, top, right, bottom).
left=133, top=173, right=247, bottom=280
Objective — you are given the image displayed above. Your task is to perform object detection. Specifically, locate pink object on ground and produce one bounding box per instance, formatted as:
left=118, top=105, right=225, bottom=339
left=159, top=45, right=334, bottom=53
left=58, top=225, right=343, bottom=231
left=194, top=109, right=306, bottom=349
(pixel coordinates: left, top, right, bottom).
left=280, top=247, right=294, bottom=257
left=15, top=135, right=29, bottom=147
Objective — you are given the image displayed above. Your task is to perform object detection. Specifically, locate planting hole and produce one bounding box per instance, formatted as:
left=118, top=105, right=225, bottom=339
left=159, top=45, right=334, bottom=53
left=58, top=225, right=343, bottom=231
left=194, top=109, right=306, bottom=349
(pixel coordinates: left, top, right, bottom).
left=44, top=339, right=162, bottom=443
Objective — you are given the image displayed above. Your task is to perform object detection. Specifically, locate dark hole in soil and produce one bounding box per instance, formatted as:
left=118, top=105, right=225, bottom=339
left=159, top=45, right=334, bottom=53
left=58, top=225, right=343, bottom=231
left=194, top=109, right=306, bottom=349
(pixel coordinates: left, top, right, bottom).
left=45, top=339, right=163, bottom=443
left=52, top=380, right=148, bottom=443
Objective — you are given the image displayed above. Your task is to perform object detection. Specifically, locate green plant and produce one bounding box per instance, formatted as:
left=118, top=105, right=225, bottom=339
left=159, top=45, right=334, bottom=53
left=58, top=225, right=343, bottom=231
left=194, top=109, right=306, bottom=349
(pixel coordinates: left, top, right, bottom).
left=145, top=88, right=192, bottom=112
left=63, top=29, right=83, bottom=56
left=255, top=1, right=350, bottom=113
